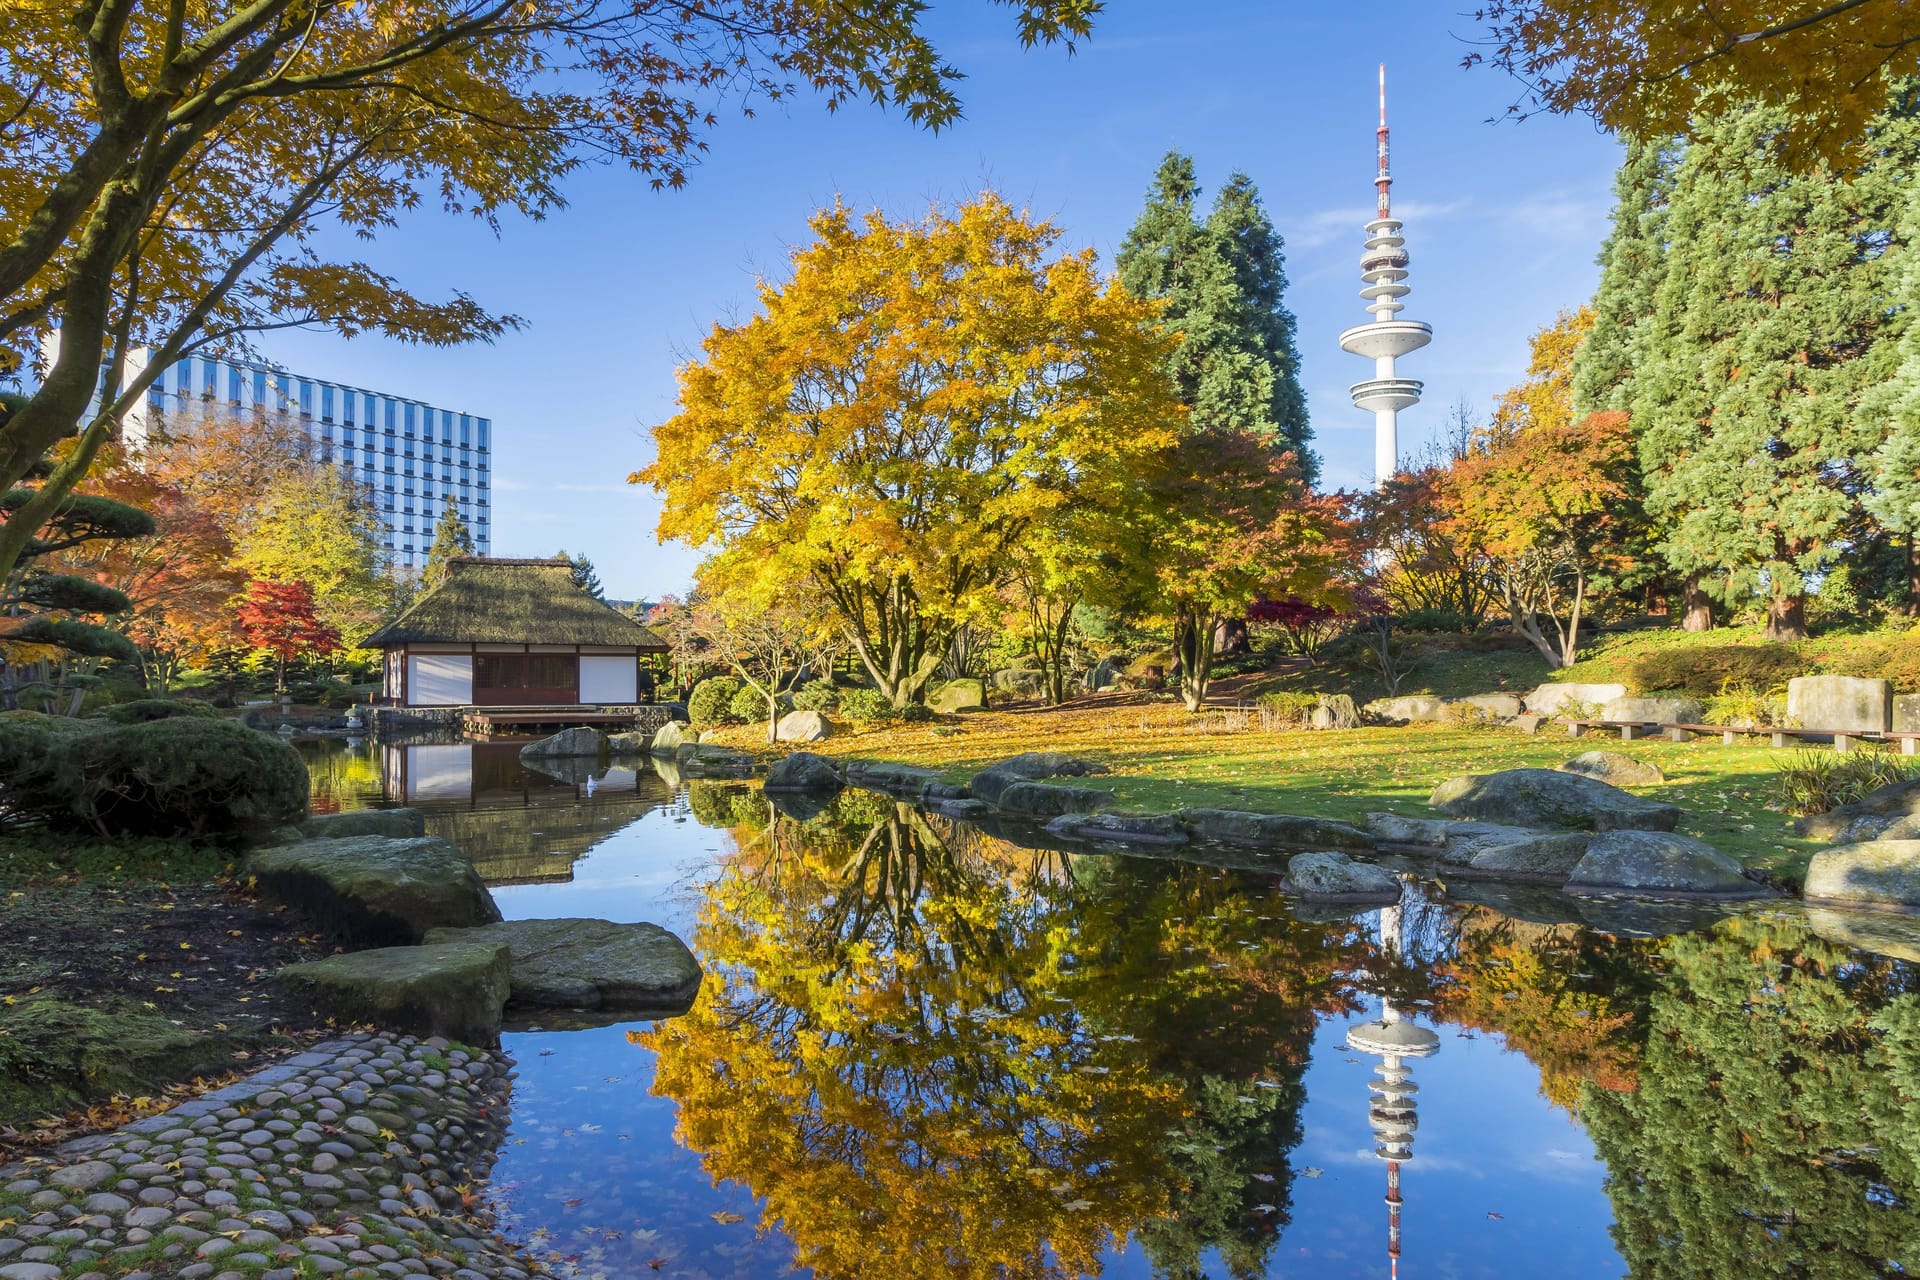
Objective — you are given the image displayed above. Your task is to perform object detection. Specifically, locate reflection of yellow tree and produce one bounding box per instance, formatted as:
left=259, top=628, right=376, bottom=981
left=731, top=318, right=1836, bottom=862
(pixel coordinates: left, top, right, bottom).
left=1428, top=911, right=1654, bottom=1111
left=645, top=798, right=1365, bottom=1280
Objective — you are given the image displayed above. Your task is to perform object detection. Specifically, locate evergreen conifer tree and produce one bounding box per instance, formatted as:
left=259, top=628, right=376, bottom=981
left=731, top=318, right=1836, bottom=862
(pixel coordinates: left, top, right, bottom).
left=1572, top=136, right=1677, bottom=418
left=1865, top=181, right=1920, bottom=613
left=1630, top=97, right=1920, bottom=640
left=1117, top=154, right=1313, bottom=479
left=559, top=549, right=604, bottom=600
left=422, top=498, right=475, bottom=586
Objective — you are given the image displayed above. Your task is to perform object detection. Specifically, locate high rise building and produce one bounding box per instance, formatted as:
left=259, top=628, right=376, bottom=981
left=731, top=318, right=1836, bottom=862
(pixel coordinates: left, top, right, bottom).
left=24, top=343, right=491, bottom=573
left=1339, top=65, right=1432, bottom=487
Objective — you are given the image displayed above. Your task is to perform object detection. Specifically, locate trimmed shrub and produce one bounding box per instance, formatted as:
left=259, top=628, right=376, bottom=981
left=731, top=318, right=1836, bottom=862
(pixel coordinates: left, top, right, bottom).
left=55, top=718, right=310, bottom=840
left=836, top=688, right=897, bottom=724
left=1626, top=643, right=1805, bottom=696
left=791, top=680, right=838, bottom=713
left=900, top=703, right=935, bottom=723
left=100, top=698, right=219, bottom=725
left=687, top=676, right=744, bottom=728
left=0, top=712, right=99, bottom=820
left=727, top=682, right=769, bottom=725
left=1825, top=632, right=1920, bottom=691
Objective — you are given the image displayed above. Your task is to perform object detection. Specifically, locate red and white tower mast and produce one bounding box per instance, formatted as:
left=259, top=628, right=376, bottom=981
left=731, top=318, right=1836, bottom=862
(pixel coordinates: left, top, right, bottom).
left=1339, top=65, right=1432, bottom=487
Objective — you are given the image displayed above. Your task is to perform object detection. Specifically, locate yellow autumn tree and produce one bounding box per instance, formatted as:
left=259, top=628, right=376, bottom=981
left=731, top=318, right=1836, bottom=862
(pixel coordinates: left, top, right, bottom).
left=636, top=194, right=1184, bottom=706
left=0, top=0, right=1100, bottom=587
left=1470, top=0, right=1917, bottom=166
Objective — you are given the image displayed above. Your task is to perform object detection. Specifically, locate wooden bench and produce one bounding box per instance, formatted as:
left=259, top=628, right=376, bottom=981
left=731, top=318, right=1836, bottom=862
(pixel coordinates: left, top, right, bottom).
left=1563, top=720, right=1920, bottom=754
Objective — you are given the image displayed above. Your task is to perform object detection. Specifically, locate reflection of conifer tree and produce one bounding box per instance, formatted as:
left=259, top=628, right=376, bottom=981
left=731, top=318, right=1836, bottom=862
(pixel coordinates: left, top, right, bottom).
left=1582, top=916, right=1920, bottom=1278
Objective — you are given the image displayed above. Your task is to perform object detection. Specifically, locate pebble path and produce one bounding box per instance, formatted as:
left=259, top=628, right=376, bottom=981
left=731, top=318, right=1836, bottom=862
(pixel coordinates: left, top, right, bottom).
left=0, top=1034, right=548, bottom=1280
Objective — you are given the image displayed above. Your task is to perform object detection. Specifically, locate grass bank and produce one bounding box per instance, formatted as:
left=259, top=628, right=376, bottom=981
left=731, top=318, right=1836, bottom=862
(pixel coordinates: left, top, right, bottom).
left=709, top=696, right=1821, bottom=876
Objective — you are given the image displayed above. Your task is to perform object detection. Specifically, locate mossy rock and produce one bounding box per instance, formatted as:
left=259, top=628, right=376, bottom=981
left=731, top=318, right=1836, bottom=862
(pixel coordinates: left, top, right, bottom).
left=298, top=808, right=428, bottom=841
left=279, top=942, right=511, bottom=1045
left=423, top=917, right=702, bottom=1019
left=0, top=996, right=248, bottom=1128
left=249, top=835, right=502, bottom=945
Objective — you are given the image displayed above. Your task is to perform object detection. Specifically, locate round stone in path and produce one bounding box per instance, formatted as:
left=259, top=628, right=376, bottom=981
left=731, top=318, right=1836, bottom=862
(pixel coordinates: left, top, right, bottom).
left=0, top=1262, right=64, bottom=1280
left=46, top=1162, right=116, bottom=1192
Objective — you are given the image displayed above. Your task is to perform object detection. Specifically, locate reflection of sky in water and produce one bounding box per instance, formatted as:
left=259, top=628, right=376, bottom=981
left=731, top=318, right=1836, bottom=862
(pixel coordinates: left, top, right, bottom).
left=302, top=742, right=1632, bottom=1277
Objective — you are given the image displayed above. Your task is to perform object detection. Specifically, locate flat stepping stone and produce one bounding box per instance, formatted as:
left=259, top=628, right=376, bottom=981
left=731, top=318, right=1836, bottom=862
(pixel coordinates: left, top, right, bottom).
left=424, top=918, right=702, bottom=1017
left=250, top=835, right=502, bottom=945
left=278, top=942, right=511, bottom=1045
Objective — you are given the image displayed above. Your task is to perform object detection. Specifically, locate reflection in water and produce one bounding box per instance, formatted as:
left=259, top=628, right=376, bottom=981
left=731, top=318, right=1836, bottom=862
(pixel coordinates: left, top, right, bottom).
left=295, top=745, right=1920, bottom=1279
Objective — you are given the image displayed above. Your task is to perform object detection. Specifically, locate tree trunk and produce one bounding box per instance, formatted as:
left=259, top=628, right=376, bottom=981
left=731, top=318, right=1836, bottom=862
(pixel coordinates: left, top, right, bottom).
left=1680, top=573, right=1714, bottom=632
left=1764, top=593, right=1808, bottom=642
left=1906, top=535, right=1920, bottom=617
left=767, top=694, right=779, bottom=745
left=1174, top=609, right=1215, bottom=712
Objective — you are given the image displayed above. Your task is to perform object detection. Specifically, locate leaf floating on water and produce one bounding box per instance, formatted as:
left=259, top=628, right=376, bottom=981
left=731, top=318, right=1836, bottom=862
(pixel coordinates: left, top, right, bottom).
left=1076, top=1065, right=1110, bottom=1075
left=711, top=1210, right=745, bottom=1225
left=1063, top=1199, right=1094, bottom=1211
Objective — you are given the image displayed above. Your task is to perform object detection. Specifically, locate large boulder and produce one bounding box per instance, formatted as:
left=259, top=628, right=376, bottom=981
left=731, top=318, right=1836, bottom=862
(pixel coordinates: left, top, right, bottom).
left=991, top=780, right=1117, bottom=818
left=991, top=668, right=1048, bottom=698
left=1522, top=682, right=1628, bottom=717
left=1463, top=832, right=1594, bottom=882
left=1560, top=751, right=1666, bottom=788
left=970, top=753, right=1110, bottom=807
left=278, top=942, right=511, bottom=1045
left=1803, top=840, right=1920, bottom=911
left=1429, top=768, right=1683, bottom=832
left=763, top=751, right=844, bottom=794
left=1792, top=777, right=1920, bottom=840
left=1456, top=693, right=1524, bottom=719
left=1363, top=695, right=1447, bottom=724
left=1786, top=675, right=1892, bottom=733
left=250, top=835, right=502, bottom=945
left=519, top=726, right=609, bottom=760
left=775, top=709, right=833, bottom=743
left=298, top=808, right=428, bottom=841
left=928, top=679, right=987, bottom=714
left=649, top=720, right=693, bottom=757
left=1183, top=809, right=1374, bottom=851
left=424, top=917, right=702, bottom=1015
left=607, top=730, right=652, bottom=756
left=674, top=742, right=756, bottom=776
left=1600, top=696, right=1703, bottom=726
left=1044, top=810, right=1189, bottom=847
left=1282, top=852, right=1400, bottom=903
left=1565, top=830, right=1762, bottom=899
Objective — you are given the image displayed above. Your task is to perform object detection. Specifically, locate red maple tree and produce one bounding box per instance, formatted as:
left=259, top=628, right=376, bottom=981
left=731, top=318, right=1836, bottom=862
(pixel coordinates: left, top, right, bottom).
left=234, top=579, right=340, bottom=694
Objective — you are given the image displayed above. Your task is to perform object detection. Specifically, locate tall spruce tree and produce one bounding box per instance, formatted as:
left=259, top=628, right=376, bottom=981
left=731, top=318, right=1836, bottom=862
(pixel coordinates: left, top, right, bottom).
left=422, top=497, right=475, bottom=586
left=1864, top=181, right=1920, bottom=613
left=559, top=549, right=604, bottom=600
left=1629, top=97, right=1920, bottom=640
left=1117, top=154, right=1314, bottom=479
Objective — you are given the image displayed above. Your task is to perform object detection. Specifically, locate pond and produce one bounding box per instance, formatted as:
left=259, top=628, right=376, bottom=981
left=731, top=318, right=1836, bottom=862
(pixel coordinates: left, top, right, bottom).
left=302, top=737, right=1920, bottom=1279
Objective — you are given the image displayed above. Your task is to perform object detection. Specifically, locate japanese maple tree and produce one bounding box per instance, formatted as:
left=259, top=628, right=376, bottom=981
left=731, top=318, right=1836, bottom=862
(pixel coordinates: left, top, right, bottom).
left=234, top=580, right=340, bottom=695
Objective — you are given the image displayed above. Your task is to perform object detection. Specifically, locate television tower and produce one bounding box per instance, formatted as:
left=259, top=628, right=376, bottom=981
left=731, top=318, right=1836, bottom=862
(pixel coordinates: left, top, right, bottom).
left=1339, top=65, right=1432, bottom=487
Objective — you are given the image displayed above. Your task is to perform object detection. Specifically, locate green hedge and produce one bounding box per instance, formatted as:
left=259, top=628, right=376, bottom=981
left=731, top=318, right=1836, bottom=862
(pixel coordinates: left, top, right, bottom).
left=50, top=718, right=308, bottom=841
left=687, top=676, right=744, bottom=728
left=1625, top=643, right=1806, bottom=696
left=100, top=698, right=220, bottom=725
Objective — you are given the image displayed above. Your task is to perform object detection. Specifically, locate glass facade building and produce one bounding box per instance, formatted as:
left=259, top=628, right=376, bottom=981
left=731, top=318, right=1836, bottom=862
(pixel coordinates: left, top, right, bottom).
left=140, top=355, right=492, bottom=573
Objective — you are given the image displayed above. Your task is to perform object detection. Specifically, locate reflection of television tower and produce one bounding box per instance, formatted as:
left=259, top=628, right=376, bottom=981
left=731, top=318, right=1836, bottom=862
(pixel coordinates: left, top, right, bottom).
left=1346, top=899, right=1440, bottom=1280
left=1339, top=65, right=1432, bottom=488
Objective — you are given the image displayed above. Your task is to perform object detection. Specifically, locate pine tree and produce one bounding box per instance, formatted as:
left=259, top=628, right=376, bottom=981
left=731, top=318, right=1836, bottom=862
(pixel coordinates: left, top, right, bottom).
left=558, top=549, right=604, bottom=600
left=422, top=497, right=475, bottom=585
left=1630, top=97, right=1920, bottom=640
left=1572, top=135, right=1678, bottom=418
left=1207, top=173, right=1312, bottom=480
left=1116, top=154, right=1312, bottom=477
left=1864, top=180, right=1920, bottom=613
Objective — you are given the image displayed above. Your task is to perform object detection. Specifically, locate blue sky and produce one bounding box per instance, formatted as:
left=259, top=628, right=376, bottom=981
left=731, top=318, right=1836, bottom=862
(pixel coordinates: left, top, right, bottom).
left=270, top=1, right=1624, bottom=601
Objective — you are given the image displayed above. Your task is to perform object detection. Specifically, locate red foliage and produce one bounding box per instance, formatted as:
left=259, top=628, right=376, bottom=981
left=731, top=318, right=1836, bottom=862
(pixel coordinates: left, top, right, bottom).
left=234, top=580, right=340, bottom=672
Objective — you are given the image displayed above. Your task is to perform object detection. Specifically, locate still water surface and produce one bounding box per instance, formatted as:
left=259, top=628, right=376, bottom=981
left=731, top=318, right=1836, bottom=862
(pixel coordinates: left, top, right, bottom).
left=302, top=738, right=1920, bottom=1279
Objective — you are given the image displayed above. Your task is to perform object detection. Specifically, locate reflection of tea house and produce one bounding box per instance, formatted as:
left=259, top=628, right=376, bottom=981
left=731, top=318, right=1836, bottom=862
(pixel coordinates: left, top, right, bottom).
left=366, top=557, right=668, bottom=710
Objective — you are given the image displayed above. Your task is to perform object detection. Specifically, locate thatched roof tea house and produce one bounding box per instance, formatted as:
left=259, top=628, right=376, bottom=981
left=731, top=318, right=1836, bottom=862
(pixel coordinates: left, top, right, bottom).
left=365, top=557, right=667, bottom=707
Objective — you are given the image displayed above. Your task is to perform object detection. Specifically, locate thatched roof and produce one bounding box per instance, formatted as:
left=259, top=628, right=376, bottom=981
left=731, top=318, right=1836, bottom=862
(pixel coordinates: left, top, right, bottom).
left=365, top=557, right=667, bottom=649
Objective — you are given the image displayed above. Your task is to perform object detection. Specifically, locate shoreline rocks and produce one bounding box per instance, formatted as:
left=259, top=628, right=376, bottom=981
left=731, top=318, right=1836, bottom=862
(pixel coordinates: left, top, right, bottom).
left=764, top=751, right=844, bottom=794
left=1282, top=851, right=1401, bottom=903
left=250, top=835, right=503, bottom=945
left=1803, top=839, right=1920, bottom=912
left=1429, top=767, right=1683, bottom=833
left=424, top=917, right=704, bottom=1018
left=279, top=942, right=512, bottom=1045
left=1565, top=830, right=1768, bottom=900
left=519, top=725, right=609, bottom=760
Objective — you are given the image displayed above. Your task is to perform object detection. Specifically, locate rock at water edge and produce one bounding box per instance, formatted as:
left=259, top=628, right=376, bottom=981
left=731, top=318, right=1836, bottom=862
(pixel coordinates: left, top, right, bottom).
left=991, top=780, right=1116, bottom=818
left=424, top=917, right=702, bottom=1014
left=299, top=808, right=428, bottom=841
left=279, top=942, right=511, bottom=1045
left=776, top=709, right=833, bottom=743
left=1182, top=809, right=1374, bottom=851
left=249, top=835, right=501, bottom=944
left=763, top=751, right=844, bottom=794
left=1464, top=832, right=1593, bottom=882
left=970, top=753, right=1110, bottom=806
left=1560, top=751, right=1666, bottom=787
left=1044, top=811, right=1189, bottom=847
left=607, top=730, right=653, bottom=755
left=650, top=720, right=693, bottom=756
left=1429, top=768, right=1682, bottom=832
left=519, top=726, right=610, bottom=760
left=1565, top=830, right=1762, bottom=899
left=1283, top=852, right=1400, bottom=903
left=1803, top=839, right=1920, bottom=911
